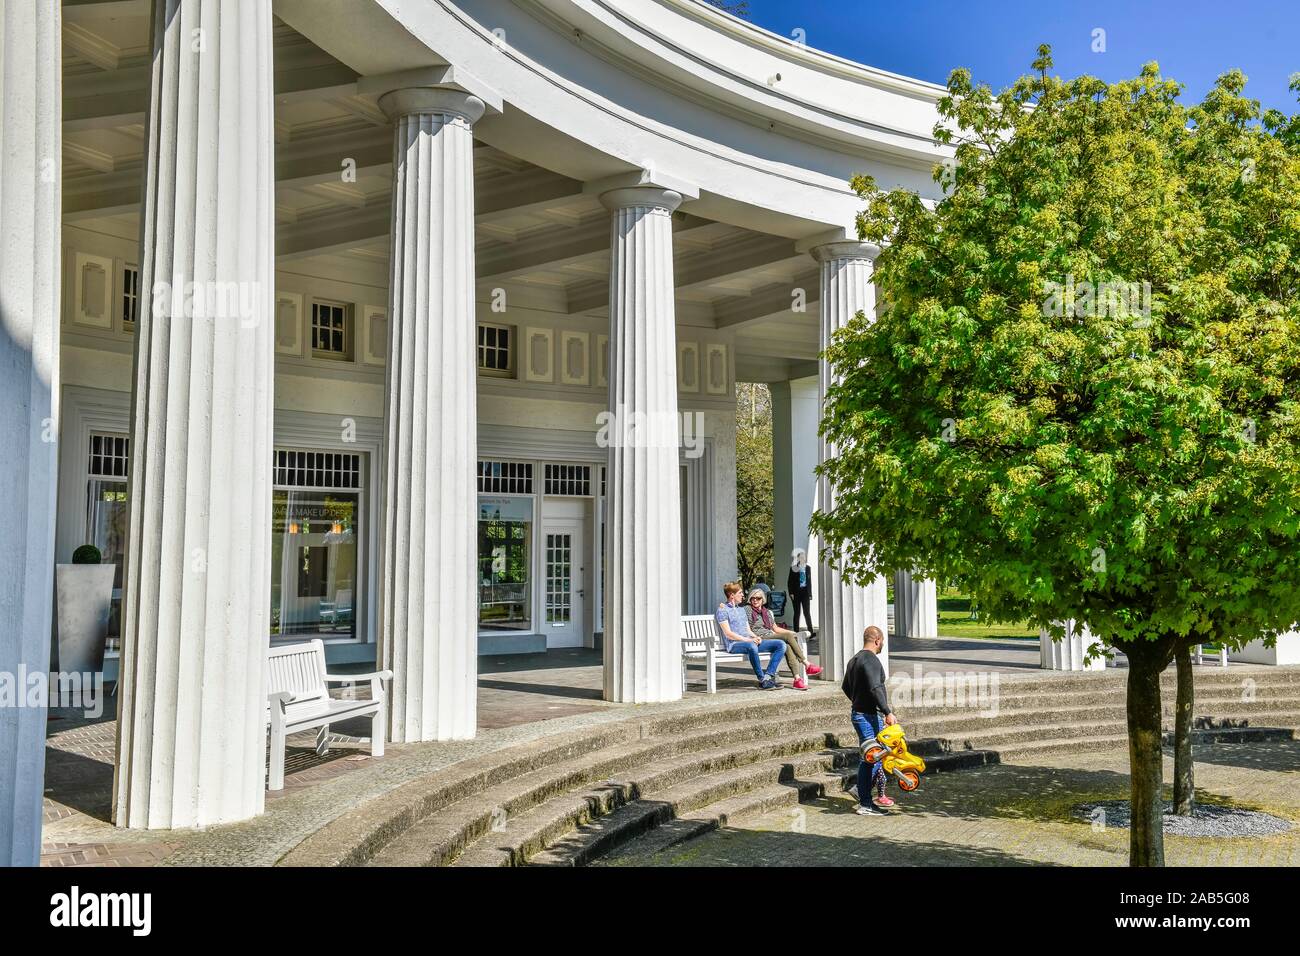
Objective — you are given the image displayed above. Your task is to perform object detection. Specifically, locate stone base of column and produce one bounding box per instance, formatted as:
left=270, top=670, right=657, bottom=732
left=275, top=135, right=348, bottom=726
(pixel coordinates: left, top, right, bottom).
left=818, top=569, right=888, bottom=679
left=893, top=570, right=938, bottom=639
left=1040, top=621, right=1106, bottom=670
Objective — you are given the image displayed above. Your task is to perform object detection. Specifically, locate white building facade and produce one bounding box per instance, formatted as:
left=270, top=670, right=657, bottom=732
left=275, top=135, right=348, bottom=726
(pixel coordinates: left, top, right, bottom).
left=1, top=0, right=967, bottom=857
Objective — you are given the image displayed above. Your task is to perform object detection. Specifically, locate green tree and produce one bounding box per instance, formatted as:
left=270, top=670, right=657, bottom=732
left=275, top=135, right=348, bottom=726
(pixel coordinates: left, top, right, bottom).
left=736, top=382, right=774, bottom=588
left=703, top=0, right=751, bottom=18
left=812, top=47, right=1300, bottom=866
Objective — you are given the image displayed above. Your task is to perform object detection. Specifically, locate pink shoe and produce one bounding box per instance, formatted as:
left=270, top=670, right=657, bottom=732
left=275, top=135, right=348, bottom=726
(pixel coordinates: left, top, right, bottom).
left=875, top=795, right=896, bottom=808
left=792, top=677, right=808, bottom=690
left=805, top=664, right=823, bottom=676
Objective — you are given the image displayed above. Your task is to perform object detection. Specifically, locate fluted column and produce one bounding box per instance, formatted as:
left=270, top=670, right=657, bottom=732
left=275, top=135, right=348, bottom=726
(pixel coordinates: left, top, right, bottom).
left=1041, top=620, right=1106, bottom=670
left=894, top=570, right=938, bottom=638
left=811, top=241, right=890, bottom=677
left=771, top=376, right=820, bottom=628
left=114, top=0, right=275, bottom=829
left=601, top=186, right=684, bottom=703
left=0, top=0, right=61, bottom=865
left=377, top=88, right=482, bottom=741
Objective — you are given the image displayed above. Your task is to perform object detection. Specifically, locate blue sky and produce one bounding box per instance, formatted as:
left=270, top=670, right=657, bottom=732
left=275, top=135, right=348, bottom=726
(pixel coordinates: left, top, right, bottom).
left=738, top=0, right=1300, bottom=114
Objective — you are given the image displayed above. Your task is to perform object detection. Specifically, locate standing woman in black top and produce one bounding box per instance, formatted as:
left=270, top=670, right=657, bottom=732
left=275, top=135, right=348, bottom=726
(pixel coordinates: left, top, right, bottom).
left=787, top=549, right=814, bottom=635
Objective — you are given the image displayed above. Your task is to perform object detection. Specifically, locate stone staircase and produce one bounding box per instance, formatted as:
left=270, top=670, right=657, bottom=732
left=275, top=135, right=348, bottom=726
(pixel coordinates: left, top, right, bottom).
left=278, top=665, right=1300, bottom=868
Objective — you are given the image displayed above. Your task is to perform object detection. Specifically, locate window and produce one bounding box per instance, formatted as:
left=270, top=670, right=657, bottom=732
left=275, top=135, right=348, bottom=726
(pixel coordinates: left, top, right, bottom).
left=544, top=532, right=573, bottom=625
left=544, top=463, right=591, bottom=496
left=86, top=434, right=130, bottom=651
left=270, top=448, right=363, bottom=641
left=311, top=301, right=352, bottom=360
left=478, top=495, right=533, bottom=631
left=122, top=265, right=139, bottom=330
left=477, top=323, right=514, bottom=377
left=478, top=460, right=533, bottom=494
left=274, top=449, right=361, bottom=489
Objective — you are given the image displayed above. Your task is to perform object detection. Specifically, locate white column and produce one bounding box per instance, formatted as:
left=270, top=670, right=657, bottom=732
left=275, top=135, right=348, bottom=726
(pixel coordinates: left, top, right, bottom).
left=377, top=87, right=483, bottom=742
left=0, top=0, right=61, bottom=865
left=810, top=241, right=890, bottom=677
left=771, top=375, right=820, bottom=627
left=601, top=185, right=684, bottom=703
left=1040, top=620, right=1106, bottom=670
left=893, top=570, right=938, bottom=638
left=114, top=0, right=275, bottom=829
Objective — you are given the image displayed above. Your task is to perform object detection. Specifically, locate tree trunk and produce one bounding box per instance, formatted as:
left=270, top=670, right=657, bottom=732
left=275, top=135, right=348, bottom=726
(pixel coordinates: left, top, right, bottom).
left=1172, top=643, right=1195, bottom=816
left=1126, top=651, right=1166, bottom=867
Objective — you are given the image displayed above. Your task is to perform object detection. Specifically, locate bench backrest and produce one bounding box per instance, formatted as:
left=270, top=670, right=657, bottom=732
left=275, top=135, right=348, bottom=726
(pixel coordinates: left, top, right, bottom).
left=268, top=639, right=329, bottom=707
left=681, top=614, right=725, bottom=654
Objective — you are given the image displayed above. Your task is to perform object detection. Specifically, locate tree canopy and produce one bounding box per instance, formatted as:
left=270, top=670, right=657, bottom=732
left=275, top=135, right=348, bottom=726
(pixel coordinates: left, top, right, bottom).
left=813, top=48, right=1300, bottom=652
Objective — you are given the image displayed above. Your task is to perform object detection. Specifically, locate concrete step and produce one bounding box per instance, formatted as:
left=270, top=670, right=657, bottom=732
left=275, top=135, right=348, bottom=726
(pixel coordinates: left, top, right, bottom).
left=527, top=743, right=1000, bottom=868
left=584, top=780, right=828, bottom=866
left=286, top=664, right=1300, bottom=867
left=444, top=730, right=843, bottom=867
left=365, top=724, right=831, bottom=866
left=525, top=750, right=840, bottom=867
left=453, top=738, right=999, bottom=868
left=368, top=699, right=1300, bottom=865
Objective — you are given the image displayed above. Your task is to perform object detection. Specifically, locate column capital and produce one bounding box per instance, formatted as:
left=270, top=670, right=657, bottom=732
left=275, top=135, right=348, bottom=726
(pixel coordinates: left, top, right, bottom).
left=805, top=239, right=883, bottom=264
left=376, top=88, right=486, bottom=125
left=599, top=185, right=684, bottom=214
left=359, top=66, right=501, bottom=119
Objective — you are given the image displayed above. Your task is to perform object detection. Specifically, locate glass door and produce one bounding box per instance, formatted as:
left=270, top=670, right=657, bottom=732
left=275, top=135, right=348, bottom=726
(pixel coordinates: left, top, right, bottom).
left=542, top=519, right=584, bottom=648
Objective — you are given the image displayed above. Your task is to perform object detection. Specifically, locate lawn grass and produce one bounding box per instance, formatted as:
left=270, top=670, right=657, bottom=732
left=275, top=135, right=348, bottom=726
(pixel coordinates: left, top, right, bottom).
left=934, top=593, right=1037, bottom=641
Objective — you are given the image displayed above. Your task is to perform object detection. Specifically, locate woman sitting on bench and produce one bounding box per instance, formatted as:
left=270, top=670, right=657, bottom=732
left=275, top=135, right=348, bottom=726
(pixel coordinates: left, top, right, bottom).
left=746, top=587, right=821, bottom=690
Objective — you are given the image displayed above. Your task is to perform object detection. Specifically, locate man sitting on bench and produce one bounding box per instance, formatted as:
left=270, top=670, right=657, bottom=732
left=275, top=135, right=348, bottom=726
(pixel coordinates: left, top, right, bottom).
left=715, top=581, right=786, bottom=689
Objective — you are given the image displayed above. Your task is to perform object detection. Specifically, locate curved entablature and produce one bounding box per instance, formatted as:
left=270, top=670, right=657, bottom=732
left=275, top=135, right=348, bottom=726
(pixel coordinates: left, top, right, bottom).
left=274, top=0, right=953, bottom=239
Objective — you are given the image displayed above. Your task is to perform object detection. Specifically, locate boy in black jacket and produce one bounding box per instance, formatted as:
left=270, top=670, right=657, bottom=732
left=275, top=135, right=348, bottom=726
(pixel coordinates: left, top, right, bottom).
left=841, top=625, right=896, bottom=813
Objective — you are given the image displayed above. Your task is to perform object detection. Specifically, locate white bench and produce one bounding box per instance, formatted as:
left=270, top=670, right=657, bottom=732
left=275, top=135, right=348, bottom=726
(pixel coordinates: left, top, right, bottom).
left=1193, top=644, right=1228, bottom=667
left=266, top=639, right=392, bottom=791
left=680, top=613, right=809, bottom=694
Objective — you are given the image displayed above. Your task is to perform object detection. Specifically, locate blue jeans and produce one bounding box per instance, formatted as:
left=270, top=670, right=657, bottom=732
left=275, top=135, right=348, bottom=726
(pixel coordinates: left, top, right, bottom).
left=730, top=639, right=786, bottom=680
left=851, top=710, right=883, bottom=806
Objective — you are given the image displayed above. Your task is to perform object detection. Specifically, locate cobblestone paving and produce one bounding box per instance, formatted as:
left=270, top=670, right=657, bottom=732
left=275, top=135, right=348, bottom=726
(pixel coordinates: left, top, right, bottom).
left=606, top=743, right=1300, bottom=867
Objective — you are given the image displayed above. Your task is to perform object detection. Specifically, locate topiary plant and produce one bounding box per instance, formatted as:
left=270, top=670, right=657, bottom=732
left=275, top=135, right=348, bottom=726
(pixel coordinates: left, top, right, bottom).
left=71, top=544, right=102, bottom=565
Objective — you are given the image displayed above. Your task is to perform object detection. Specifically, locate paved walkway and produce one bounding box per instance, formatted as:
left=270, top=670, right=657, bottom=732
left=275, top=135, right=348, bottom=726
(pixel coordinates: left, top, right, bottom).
left=600, top=743, right=1300, bottom=867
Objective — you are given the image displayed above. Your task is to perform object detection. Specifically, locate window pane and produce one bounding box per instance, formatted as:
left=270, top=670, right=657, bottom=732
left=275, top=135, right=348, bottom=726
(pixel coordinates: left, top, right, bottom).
left=270, top=490, right=359, bottom=639
left=477, top=495, right=532, bottom=631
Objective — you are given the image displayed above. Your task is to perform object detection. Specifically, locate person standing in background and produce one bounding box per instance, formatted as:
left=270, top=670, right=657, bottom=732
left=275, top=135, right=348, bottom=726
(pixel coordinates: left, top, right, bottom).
left=787, top=549, right=814, bottom=635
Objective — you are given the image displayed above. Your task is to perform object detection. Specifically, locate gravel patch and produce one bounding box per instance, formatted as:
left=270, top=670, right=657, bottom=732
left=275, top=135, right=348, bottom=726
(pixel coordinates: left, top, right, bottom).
left=1073, top=800, right=1292, bottom=837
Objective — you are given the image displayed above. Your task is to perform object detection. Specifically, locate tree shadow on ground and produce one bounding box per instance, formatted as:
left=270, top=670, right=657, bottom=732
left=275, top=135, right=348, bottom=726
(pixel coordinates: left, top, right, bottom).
left=651, top=824, right=1065, bottom=867
left=1171, top=739, right=1300, bottom=775
left=840, top=761, right=1134, bottom=828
